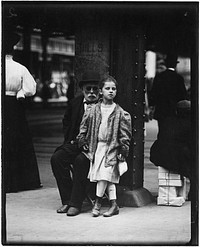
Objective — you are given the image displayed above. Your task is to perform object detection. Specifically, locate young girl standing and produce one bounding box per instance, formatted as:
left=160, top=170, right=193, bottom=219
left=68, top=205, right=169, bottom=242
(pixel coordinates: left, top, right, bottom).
left=77, top=75, right=132, bottom=217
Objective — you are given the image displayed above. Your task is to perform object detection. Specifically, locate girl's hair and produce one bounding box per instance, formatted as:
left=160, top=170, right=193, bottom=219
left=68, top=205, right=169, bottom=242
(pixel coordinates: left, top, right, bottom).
left=99, top=75, right=118, bottom=89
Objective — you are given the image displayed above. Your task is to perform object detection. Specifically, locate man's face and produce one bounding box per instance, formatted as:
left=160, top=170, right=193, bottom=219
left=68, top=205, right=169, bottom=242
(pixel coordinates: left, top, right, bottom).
left=82, top=83, right=99, bottom=103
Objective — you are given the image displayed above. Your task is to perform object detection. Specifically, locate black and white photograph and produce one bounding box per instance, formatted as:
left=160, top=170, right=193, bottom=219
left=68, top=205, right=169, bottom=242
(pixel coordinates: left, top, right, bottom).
left=2, top=1, right=199, bottom=245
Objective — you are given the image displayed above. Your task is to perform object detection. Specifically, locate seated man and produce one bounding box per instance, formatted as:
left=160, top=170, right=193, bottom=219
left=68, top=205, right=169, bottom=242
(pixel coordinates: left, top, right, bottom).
left=51, top=71, right=100, bottom=214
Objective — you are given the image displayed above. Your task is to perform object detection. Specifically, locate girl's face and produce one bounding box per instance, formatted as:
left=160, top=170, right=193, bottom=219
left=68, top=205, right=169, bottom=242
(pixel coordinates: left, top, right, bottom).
left=101, top=81, right=117, bottom=103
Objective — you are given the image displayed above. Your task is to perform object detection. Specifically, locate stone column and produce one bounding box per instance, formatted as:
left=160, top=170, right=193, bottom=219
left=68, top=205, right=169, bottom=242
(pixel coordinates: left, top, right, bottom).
left=74, top=21, right=110, bottom=95
left=111, top=21, right=153, bottom=206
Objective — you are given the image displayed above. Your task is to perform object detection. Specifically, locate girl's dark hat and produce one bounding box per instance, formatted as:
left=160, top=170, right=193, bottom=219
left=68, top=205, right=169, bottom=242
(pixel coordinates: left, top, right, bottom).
left=79, top=71, right=100, bottom=88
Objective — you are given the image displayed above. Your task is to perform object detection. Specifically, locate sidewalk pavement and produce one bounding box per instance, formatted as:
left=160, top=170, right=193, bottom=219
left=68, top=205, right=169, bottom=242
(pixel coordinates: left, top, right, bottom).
left=4, top=109, right=192, bottom=245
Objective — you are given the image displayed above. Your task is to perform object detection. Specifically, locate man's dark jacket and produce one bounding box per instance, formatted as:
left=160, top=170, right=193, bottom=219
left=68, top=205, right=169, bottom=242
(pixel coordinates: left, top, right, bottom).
left=58, top=94, right=84, bottom=151
left=149, top=69, right=187, bottom=121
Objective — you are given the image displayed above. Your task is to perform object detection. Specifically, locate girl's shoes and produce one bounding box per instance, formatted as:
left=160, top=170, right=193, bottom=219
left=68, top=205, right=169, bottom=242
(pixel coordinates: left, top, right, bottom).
left=92, top=198, right=119, bottom=217
left=92, top=197, right=102, bottom=217
left=103, top=199, right=119, bottom=217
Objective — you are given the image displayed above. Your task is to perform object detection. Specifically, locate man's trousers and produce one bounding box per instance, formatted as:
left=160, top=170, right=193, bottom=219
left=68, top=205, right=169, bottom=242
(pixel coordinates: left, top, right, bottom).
left=51, top=143, right=94, bottom=208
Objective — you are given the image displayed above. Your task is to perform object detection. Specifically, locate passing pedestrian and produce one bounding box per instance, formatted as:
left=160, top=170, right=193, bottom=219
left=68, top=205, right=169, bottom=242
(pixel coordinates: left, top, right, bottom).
left=150, top=100, right=193, bottom=199
left=76, top=75, right=132, bottom=217
left=149, top=52, right=188, bottom=131
left=51, top=71, right=100, bottom=214
left=4, top=31, right=42, bottom=192
left=150, top=100, right=192, bottom=177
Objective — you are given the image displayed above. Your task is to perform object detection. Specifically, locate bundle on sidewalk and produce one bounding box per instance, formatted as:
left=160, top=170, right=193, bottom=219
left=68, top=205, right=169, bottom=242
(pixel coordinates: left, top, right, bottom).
left=157, top=166, right=187, bottom=206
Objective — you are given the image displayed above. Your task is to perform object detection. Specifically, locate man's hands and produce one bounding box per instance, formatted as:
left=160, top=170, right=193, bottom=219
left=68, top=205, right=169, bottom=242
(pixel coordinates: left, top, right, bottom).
left=82, top=144, right=89, bottom=152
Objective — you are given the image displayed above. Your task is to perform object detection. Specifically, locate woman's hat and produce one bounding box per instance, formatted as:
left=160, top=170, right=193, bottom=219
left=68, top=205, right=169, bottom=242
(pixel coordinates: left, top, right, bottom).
left=79, top=71, right=101, bottom=88
left=4, top=31, right=21, bottom=52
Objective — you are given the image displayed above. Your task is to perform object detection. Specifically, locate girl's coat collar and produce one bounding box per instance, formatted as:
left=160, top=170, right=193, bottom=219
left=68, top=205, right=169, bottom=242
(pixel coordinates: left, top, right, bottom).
left=96, top=100, right=120, bottom=117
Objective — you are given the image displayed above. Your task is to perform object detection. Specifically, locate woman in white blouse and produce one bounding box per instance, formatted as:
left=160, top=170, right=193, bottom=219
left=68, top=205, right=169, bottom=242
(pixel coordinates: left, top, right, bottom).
left=4, top=31, right=41, bottom=192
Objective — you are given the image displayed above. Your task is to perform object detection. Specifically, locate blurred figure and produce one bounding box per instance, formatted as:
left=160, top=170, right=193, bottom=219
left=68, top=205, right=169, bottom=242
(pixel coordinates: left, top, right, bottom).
left=41, top=80, right=51, bottom=107
left=67, top=73, right=75, bottom=101
left=150, top=100, right=192, bottom=198
left=149, top=53, right=188, bottom=129
left=4, top=31, right=42, bottom=193
left=150, top=100, right=192, bottom=177
left=156, top=52, right=167, bottom=74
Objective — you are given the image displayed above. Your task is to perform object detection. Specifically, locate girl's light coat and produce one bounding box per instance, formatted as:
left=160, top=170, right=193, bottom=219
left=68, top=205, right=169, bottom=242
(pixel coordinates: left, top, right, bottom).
left=77, top=101, right=132, bottom=167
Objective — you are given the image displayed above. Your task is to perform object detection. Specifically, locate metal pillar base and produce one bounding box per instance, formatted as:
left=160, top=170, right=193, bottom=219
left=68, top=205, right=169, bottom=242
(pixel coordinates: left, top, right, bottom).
left=117, top=186, right=155, bottom=207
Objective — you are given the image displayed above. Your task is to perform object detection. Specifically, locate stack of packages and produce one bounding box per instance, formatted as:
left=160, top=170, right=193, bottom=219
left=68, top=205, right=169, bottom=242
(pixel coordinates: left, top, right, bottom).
left=157, top=166, right=186, bottom=206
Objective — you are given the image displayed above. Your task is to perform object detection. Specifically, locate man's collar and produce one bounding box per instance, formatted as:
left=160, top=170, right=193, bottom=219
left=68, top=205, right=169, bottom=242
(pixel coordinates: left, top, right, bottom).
left=83, top=99, right=97, bottom=105
left=167, top=68, right=175, bottom=71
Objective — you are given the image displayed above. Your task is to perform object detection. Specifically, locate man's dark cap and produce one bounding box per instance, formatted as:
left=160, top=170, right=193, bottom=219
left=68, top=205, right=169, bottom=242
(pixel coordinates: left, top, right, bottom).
left=165, top=53, right=179, bottom=68
left=79, top=71, right=101, bottom=88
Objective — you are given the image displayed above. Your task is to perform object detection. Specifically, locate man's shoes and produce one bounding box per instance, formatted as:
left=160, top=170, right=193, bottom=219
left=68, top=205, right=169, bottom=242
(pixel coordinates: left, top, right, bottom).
left=67, top=207, right=80, bottom=216
left=57, top=205, right=70, bottom=214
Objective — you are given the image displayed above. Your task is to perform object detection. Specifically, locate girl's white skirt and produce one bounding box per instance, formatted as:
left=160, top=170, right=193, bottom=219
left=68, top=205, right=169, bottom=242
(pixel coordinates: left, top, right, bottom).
left=88, top=141, right=120, bottom=184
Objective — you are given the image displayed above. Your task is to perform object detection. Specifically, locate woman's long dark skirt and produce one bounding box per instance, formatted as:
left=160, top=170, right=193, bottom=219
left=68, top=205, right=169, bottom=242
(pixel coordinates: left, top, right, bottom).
left=4, top=96, right=41, bottom=193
